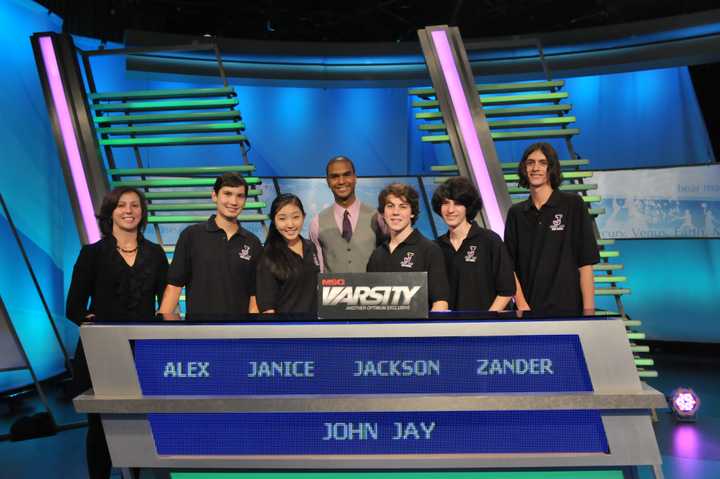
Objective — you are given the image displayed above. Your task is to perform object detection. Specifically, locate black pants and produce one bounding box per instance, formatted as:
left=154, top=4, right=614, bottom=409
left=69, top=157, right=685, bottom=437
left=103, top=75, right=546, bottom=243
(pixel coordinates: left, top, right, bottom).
left=87, top=413, right=111, bottom=479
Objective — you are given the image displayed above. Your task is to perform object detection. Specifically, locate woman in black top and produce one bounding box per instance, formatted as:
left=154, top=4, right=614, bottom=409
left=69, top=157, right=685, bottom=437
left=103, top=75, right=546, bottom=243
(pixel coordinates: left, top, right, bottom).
left=257, top=194, right=320, bottom=314
left=66, top=186, right=168, bottom=479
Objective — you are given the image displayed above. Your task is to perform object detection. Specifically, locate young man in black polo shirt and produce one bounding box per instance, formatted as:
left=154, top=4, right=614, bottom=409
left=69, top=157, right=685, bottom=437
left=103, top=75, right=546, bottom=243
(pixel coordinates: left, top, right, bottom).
left=432, top=177, right=515, bottom=311
left=504, top=142, right=599, bottom=315
left=366, top=182, right=449, bottom=311
left=159, top=173, right=262, bottom=315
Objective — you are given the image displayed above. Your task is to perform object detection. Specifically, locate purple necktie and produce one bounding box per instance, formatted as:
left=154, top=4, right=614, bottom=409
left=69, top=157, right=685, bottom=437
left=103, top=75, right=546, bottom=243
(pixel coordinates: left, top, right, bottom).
left=342, top=210, right=352, bottom=242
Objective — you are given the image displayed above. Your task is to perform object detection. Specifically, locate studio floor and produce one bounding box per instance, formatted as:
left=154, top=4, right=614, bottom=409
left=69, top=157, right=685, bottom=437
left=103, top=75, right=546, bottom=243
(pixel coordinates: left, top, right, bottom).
left=1, top=346, right=718, bottom=479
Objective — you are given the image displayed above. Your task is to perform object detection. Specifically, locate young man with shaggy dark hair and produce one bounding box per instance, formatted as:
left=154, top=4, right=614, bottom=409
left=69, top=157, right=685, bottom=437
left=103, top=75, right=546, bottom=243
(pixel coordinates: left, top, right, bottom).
left=432, top=177, right=515, bottom=311
left=504, top=142, right=599, bottom=315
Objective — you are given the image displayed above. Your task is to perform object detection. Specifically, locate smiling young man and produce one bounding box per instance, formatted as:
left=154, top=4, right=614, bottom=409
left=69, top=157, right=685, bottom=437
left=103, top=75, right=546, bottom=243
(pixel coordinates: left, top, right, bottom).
left=432, top=177, right=515, bottom=311
left=504, top=142, right=599, bottom=316
left=159, top=172, right=262, bottom=316
left=366, top=183, right=449, bottom=311
left=309, top=156, right=385, bottom=273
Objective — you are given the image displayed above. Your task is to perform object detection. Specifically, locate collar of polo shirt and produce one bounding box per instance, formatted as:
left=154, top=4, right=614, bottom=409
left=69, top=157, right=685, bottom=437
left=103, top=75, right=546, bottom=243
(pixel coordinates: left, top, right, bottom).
left=382, top=228, right=421, bottom=250
left=204, top=214, right=249, bottom=237
left=438, top=221, right=483, bottom=245
left=522, top=189, right=562, bottom=211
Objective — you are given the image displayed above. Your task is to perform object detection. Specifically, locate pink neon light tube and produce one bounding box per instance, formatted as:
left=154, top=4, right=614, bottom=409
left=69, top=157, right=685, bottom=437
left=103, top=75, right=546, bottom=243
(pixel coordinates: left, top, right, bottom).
left=430, top=29, right=505, bottom=237
left=38, top=36, right=100, bottom=243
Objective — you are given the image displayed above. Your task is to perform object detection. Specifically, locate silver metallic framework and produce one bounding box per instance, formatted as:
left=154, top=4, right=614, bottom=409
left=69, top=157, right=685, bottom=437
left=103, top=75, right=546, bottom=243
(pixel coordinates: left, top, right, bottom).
left=417, top=25, right=513, bottom=229
left=75, top=319, right=664, bottom=477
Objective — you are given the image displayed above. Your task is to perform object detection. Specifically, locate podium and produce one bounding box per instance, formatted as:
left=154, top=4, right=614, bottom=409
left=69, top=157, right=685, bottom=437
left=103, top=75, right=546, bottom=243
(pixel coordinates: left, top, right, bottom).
left=74, top=314, right=666, bottom=479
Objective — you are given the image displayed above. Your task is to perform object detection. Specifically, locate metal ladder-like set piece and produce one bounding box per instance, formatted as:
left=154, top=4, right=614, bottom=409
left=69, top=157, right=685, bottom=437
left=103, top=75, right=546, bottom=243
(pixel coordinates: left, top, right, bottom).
left=410, top=78, right=656, bottom=378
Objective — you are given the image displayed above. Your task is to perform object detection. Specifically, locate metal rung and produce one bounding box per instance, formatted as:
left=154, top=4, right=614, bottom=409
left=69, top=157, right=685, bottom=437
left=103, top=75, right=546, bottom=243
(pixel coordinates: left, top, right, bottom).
left=504, top=171, right=593, bottom=181
left=490, top=116, right=577, bottom=129
left=627, top=332, right=646, bottom=340
left=100, top=135, right=247, bottom=147
left=481, top=92, right=569, bottom=105
left=409, top=80, right=565, bottom=97
left=431, top=159, right=589, bottom=173
left=422, top=128, right=579, bottom=143
left=511, top=194, right=600, bottom=204
left=634, top=358, right=655, bottom=367
left=144, top=189, right=262, bottom=200
left=588, top=208, right=606, bottom=216
left=631, top=345, right=650, bottom=353
left=94, top=111, right=241, bottom=125
left=419, top=116, right=576, bottom=132
left=109, top=165, right=255, bottom=176
left=112, top=177, right=261, bottom=188
left=600, top=251, right=620, bottom=258
left=98, top=122, right=245, bottom=136
left=597, top=239, right=616, bottom=246
left=413, top=92, right=568, bottom=109
left=637, top=370, right=658, bottom=378
left=91, top=87, right=236, bottom=101
left=485, top=104, right=573, bottom=118
left=92, top=98, right=239, bottom=112
left=507, top=184, right=598, bottom=194
left=593, top=263, right=624, bottom=271
left=493, top=129, right=580, bottom=141
left=429, top=165, right=461, bottom=172
left=501, top=159, right=590, bottom=170
left=596, top=287, right=630, bottom=295
left=421, top=135, right=450, bottom=143
left=148, top=202, right=266, bottom=212
left=593, top=276, right=627, bottom=283
left=148, top=214, right=268, bottom=224
left=416, top=104, right=573, bottom=120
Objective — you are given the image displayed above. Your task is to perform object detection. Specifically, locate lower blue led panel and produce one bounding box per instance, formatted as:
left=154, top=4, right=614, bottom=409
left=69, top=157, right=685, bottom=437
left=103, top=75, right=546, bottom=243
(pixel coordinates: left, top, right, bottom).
left=148, top=410, right=609, bottom=456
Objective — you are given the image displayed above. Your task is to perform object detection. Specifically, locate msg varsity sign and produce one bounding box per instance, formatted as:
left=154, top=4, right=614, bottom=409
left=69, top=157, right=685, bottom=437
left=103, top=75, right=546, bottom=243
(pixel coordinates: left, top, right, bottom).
left=317, top=272, right=428, bottom=319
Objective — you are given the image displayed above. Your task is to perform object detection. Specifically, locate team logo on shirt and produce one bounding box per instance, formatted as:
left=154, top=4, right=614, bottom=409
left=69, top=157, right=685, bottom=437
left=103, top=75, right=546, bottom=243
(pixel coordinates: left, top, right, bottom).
left=464, top=245, right=478, bottom=263
left=400, top=251, right=415, bottom=268
left=238, top=244, right=252, bottom=261
left=550, top=214, right=565, bottom=232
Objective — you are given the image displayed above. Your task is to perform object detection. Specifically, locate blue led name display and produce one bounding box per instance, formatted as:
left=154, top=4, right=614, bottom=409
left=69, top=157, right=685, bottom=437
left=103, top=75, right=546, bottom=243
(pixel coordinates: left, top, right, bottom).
left=148, top=410, right=608, bottom=456
left=134, top=335, right=592, bottom=395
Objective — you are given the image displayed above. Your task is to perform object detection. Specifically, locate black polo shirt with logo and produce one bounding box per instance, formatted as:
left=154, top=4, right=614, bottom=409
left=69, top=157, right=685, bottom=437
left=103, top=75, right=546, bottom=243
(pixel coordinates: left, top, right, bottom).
left=366, top=229, right=449, bottom=305
left=436, top=221, right=516, bottom=311
left=504, top=190, right=599, bottom=315
left=256, top=238, right=321, bottom=313
left=167, top=215, right=262, bottom=315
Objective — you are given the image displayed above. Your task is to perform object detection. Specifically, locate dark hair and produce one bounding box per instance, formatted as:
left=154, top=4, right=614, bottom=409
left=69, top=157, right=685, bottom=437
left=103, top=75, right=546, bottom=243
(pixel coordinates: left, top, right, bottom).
left=325, top=156, right=356, bottom=176
left=213, top=172, right=248, bottom=194
left=377, top=182, right=420, bottom=225
left=97, top=187, right=148, bottom=239
left=263, top=194, right=306, bottom=281
left=431, top=177, right=482, bottom=221
left=517, top=142, right=562, bottom=189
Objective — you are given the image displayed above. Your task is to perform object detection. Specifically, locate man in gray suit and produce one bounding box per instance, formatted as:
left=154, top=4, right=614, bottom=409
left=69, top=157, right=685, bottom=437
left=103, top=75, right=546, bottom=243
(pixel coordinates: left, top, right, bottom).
left=309, top=156, right=385, bottom=272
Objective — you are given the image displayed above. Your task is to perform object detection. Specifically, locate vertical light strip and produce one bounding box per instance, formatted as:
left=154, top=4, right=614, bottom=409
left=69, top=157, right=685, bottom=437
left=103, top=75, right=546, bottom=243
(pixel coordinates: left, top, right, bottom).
left=38, top=36, right=100, bottom=243
left=430, top=30, right=505, bottom=236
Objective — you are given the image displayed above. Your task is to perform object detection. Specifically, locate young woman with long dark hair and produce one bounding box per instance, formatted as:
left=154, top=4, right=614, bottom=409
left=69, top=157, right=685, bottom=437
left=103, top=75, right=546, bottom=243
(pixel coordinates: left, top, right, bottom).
left=257, top=194, right=320, bottom=313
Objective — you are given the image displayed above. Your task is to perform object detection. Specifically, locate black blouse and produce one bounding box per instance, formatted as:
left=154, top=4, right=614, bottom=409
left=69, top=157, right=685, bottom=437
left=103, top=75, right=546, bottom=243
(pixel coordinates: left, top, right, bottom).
left=66, top=236, right=168, bottom=324
left=256, top=238, right=320, bottom=314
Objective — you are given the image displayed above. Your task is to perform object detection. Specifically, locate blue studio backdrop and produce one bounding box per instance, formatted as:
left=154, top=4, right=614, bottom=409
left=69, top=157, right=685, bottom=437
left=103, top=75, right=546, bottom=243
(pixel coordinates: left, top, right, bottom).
left=0, top=0, right=718, bottom=393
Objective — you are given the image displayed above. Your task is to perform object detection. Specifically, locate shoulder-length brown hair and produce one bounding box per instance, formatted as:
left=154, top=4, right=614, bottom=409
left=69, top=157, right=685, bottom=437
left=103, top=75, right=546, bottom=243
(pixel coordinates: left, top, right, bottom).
left=97, top=187, right=148, bottom=238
